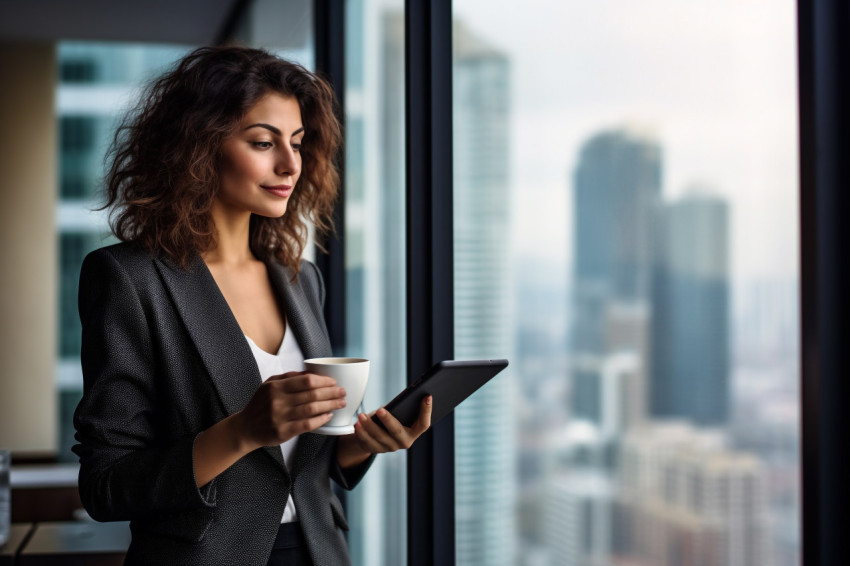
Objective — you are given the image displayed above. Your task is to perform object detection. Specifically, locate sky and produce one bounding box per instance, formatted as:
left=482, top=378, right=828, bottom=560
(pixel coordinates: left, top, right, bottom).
left=453, top=0, right=799, bottom=286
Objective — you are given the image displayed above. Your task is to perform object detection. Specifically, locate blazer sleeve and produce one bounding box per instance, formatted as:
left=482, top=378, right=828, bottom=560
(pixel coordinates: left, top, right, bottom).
left=329, top=448, right=375, bottom=490
left=73, top=248, right=216, bottom=522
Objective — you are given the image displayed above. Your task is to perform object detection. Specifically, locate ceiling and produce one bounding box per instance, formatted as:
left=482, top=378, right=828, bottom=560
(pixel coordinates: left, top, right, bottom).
left=0, top=0, right=241, bottom=46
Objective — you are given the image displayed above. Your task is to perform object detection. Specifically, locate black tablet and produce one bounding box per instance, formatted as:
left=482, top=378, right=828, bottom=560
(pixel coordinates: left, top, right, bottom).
left=372, top=359, right=509, bottom=429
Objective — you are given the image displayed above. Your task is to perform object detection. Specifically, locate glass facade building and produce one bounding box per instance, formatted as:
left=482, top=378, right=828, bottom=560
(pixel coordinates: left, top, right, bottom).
left=453, top=21, right=516, bottom=566
left=55, top=42, right=192, bottom=460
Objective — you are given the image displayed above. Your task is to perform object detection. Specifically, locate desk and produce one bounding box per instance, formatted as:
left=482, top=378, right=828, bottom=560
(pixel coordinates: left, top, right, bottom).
left=2, top=521, right=130, bottom=566
left=10, top=465, right=82, bottom=523
left=1, top=524, right=34, bottom=566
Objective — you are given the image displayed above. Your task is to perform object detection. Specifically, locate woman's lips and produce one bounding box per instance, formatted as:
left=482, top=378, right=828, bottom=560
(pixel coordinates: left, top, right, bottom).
left=261, top=184, right=293, bottom=198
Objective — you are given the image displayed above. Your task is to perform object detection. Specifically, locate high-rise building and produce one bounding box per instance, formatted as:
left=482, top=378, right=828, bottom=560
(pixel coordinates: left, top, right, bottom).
left=543, top=472, right=614, bottom=566
left=571, top=351, right=643, bottom=443
left=453, top=21, right=517, bottom=566
left=651, top=191, right=730, bottom=425
left=563, top=128, right=662, bottom=565
left=56, top=42, right=190, bottom=460
left=343, top=5, right=408, bottom=564
left=571, top=129, right=662, bottom=355
left=619, top=423, right=770, bottom=566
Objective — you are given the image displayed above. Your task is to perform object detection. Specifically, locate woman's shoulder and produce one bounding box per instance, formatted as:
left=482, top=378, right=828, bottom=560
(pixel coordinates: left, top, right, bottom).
left=298, top=257, right=321, bottom=278
left=81, top=241, right=162, bottom=283
left=297, top=258, right=325, bottom=293
left=86, top=240, right=146, bottom=259
left=84, top=240, right=153, bottom=266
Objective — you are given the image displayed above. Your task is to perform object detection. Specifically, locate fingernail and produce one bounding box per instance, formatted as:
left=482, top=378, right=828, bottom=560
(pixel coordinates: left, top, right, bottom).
left=339, top=387, right=346, bottom=397
left=426, top=396, right=433, bottom=405
left=378, top=408, right=387, bottom=417
left=339, top=399, right=347, bottom=407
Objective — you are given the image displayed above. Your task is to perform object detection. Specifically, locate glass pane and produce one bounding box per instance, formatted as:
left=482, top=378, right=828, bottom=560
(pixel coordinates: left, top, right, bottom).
left=56, top=42, right=193, bottom=461
left=344, top=1, right=407, bottom=565
left=451, top=2, right=799, bottom=566
left=234, top=2, right=408, bottom=561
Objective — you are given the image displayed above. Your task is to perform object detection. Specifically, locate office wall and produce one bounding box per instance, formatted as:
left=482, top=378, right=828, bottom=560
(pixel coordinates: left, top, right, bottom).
left=0, top=41, right=58, bottom=454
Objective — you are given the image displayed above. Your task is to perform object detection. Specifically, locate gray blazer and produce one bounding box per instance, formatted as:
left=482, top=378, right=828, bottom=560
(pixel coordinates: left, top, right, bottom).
left=73, top=242, right=373, bottom=566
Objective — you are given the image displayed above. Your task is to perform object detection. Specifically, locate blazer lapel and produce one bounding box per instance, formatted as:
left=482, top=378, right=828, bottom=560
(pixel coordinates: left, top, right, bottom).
left=154, top=253, right=288, bottom=472
left=265, top=261, right=331, bottom=360
left=266, top=261, right=333, bottom=477
left=154, top=253, right=261, bottom=417
left=155, top=255, right=333, bottom=477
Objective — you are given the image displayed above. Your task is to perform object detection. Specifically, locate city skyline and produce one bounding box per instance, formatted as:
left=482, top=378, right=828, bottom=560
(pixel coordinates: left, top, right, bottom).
left=454, top=0, right=798, bottom=287
left=510, top=121, right=795, bottom=564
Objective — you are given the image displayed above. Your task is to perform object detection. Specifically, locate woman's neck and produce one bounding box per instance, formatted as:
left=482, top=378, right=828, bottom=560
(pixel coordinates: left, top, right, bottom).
left=204, top=205, right=255, bottom=267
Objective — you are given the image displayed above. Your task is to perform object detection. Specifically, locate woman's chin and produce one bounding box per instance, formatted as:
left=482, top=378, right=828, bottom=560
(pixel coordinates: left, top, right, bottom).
left=253, top=203, right=289, bottom=218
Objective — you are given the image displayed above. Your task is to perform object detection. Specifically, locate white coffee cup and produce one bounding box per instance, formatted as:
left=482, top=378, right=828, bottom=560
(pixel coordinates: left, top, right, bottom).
left=304, top=357, right=369, bottom=435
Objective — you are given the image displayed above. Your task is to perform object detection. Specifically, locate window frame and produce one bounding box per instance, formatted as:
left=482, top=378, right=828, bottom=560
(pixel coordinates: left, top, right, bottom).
left=402, top=1, right=456, bottom=565
left=305, top=0, right=848, bottom=564
left=311, top=1, right=456, bottom=563
left=313, top=0, right=347, bottom=355
left=798, top=0, right=850, bottom=565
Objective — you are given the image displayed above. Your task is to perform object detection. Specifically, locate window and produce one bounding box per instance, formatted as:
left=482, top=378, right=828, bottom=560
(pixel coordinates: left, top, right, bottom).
left=342, top=1, right=407, bottom=564
left=451, top=1, right=799, bottom=565
left=55, top=42, right=192, bottom=461
left=59, top=116, right=100, bottom=199
left=60, top=58, right=98, bottom=83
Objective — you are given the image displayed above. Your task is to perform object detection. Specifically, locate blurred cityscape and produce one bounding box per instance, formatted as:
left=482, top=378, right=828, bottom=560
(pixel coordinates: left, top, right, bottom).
left=451, top=18, right=800, bottom=566
left=509, top=127, right=799, bottom=566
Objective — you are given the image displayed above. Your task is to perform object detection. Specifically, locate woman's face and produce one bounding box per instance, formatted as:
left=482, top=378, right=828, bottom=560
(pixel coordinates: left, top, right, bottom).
left=216, top=93, right=304, bottom=219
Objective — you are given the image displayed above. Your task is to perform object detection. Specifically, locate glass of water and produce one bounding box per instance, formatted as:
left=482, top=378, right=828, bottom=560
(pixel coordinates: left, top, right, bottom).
left=0, top=449, right=9, bottom=547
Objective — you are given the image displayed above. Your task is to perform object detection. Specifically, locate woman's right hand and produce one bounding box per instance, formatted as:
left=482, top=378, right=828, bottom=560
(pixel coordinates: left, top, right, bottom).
left=234, top=371, right=347, bottom=451
left=194, top=371, right=345, bottom=488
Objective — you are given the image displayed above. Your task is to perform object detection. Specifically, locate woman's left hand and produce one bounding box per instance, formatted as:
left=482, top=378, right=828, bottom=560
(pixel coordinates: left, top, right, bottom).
left=354, top=395, right=433, bottom=453
left=336, top=396, right=432, bottom=468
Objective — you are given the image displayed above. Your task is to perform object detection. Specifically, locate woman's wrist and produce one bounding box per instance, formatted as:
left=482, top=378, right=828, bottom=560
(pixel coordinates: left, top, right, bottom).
left=224, top=411, right=261, bottom=455
left=336, top=434, right=372, bottom=469
left=193, top=413, right=258, bottom=488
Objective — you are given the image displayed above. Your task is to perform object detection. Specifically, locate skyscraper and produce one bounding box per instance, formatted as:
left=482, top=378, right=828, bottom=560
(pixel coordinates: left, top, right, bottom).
left=566, top=129, right=662, bottom=564
left=571, top=129, right=662, bottom=355
left=343, top=5, right=408, bottom=564
left=651, top=192, right=730, bottom=425
left=453, top=21, right=516, bottom=566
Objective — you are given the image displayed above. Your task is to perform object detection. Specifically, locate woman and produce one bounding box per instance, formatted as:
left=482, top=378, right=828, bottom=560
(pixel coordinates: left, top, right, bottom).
left=73, top=46, right=432, bottom=566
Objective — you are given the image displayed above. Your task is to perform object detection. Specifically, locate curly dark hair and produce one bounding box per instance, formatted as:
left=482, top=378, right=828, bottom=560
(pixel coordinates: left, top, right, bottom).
left=103, top=45, right=341, bottom=274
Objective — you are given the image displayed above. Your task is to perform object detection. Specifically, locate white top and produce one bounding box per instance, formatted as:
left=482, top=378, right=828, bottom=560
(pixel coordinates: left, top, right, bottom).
left=244, top=321, right=305, bottom=523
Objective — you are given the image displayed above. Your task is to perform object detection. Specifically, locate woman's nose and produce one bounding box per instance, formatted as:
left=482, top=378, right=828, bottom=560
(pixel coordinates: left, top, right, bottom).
left=275, top=147, right=301, bottom=178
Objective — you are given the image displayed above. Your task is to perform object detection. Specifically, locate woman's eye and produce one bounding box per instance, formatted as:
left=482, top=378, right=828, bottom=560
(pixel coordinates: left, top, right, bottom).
left=291, top=143, right=302, bottom=152
left=252, top=141, right=273, bottom=149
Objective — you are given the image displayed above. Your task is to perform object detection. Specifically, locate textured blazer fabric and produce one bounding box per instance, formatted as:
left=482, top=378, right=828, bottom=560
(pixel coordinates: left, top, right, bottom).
left=73, top=242, right=374, bottom=566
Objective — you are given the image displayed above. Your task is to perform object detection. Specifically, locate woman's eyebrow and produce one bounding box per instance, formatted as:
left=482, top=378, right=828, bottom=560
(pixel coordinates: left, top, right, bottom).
left=244, top=123, right=281, bottom=136
left=243, top=123, right=305, bottom=137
